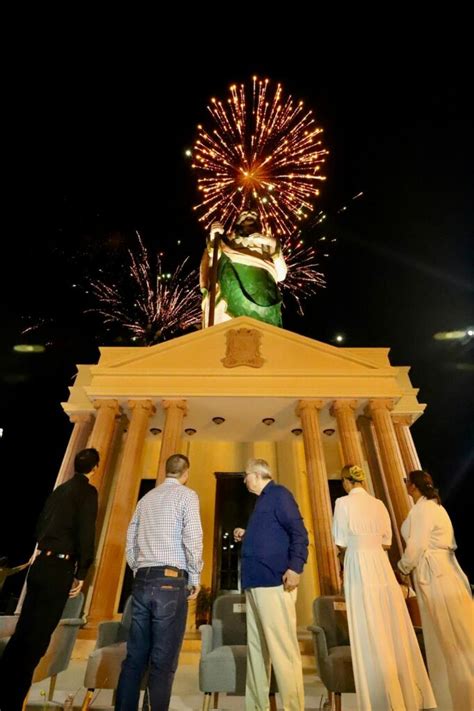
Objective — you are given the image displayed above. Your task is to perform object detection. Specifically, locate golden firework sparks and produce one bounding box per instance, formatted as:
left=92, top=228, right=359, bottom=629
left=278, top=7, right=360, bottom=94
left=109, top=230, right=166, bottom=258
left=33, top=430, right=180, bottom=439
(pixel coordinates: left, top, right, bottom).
left=191, top=77, right=328, bottom=236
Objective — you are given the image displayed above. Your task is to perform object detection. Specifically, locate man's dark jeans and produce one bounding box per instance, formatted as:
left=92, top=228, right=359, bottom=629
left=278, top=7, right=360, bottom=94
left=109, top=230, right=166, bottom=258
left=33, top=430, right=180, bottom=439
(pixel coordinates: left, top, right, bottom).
left=116, top=567, right=188, bottom=710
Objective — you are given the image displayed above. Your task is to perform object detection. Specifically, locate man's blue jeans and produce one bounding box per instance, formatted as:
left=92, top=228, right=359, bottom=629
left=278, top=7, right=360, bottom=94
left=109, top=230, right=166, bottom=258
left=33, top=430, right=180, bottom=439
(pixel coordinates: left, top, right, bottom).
left=116, top=566, right=188, bottom=710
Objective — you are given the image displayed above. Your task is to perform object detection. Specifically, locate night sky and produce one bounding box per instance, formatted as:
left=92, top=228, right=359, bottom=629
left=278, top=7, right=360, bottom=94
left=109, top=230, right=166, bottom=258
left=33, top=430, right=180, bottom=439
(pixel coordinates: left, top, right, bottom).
left=1, top=41, right=472, bottom=605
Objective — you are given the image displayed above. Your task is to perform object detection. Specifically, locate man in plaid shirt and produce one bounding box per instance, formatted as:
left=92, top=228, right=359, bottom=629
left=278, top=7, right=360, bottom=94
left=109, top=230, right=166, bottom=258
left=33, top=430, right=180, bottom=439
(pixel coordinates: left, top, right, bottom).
left=116, top=453, right=203, bottom=710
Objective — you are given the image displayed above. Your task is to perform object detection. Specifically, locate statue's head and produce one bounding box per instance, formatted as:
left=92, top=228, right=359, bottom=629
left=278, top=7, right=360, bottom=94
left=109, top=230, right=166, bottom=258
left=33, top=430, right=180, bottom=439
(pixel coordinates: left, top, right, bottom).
left=234, top=210, right=261, bottom=236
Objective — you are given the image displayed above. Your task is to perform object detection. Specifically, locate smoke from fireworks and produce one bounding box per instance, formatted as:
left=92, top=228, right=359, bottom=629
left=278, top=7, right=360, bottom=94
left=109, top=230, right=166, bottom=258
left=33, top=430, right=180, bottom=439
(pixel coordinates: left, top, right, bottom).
left=88, top=234, right=201, bottom=344
left=191, top=77, right=327, bottom=236
left=278, top=192, right=364, bottom=312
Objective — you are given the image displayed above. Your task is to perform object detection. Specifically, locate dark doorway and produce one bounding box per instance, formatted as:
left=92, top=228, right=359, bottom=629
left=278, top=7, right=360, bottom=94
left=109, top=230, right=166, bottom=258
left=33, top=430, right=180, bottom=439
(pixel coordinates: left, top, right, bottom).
left=328, top=479, right=344, bottom=512
left=212, top=472, right=256, bottom=596
left=118, top=478, right=155, bottom=612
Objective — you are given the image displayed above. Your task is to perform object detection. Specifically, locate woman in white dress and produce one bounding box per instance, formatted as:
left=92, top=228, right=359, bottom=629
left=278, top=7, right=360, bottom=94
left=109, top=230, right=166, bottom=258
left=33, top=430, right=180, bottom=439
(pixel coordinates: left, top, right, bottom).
left=398, top=470, right=473, bottom=711
left=333, top=464, right=436, bottom=711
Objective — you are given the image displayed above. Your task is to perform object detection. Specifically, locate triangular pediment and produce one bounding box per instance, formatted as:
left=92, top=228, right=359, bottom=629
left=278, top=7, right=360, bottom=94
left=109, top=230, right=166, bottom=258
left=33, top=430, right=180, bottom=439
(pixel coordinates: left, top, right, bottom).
left=65, top=318, right=423, bottom=421
left=91, top=317, right=393, bottom=376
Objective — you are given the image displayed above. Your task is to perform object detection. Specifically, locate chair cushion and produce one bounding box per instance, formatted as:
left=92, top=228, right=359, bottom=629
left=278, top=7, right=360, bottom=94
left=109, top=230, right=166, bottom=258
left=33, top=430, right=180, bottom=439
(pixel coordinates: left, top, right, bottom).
left=199, top=644, right=247, bottom=693
left=319, top=645, right=355, bottom=693
left=0, top=601, right=84, bottom=682
left=212, top=594, right=247, bottom=646
left=84, top=642, right=126, bottom=688
left=313, top=596, right=350, bottom=647
left=199, top=644, right=278, bottom=694
left=33, top=618, right=83, bottom=682
left=83, top=642, right=148, bottom=690
left=61, top=593, right=84, bottom=619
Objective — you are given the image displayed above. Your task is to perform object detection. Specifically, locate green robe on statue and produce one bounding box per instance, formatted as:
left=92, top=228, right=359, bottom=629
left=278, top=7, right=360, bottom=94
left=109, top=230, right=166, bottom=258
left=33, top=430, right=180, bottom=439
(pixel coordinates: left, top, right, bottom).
left=217, top=253, right=283, bottom=327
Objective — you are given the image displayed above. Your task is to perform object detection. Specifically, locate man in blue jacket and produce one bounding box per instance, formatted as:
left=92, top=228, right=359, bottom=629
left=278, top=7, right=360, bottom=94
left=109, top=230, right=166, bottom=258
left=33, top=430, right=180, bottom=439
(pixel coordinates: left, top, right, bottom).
left=234, top=458, right=308, bottom=711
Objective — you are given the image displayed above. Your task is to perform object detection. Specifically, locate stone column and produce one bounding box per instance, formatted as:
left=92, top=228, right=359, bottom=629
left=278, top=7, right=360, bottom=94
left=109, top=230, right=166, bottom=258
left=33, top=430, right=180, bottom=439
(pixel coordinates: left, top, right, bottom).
left=87, top=399, right=155, bottom=627
left=87, top=399, right=121, bottom=493
left=392, top=414, right=422, bottom=474
left=366, top=399, right=410, bottom=532
left=54, top=412, right=95, bottom=488
left=358, top=415, right=403, bottom=560
left=330, top=400, right=364, bottom=467
left=357, top=416, right=387, bottom=503
left=296, top=400, right=340, bottom=595
left=156, top=400, right=187, bottom=484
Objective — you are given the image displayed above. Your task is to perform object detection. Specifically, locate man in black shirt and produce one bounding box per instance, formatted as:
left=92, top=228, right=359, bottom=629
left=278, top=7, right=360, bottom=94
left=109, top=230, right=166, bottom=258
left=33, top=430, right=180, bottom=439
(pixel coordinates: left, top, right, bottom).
left=0, top=447, right=99, bottom=710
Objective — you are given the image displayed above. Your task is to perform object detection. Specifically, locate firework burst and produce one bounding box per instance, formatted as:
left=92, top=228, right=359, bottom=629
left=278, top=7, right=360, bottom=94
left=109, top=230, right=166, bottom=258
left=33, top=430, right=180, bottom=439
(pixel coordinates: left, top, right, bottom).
left=88, top=234, right=201, bottom=344
left=281, top=237, right=326, bottom=314
left=191, top=77, right=327, bottom=236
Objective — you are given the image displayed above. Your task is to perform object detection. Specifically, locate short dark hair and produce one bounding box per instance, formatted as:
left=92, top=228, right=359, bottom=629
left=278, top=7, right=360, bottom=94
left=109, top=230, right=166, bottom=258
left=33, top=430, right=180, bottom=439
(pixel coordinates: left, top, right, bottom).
left=165, top=454, right=190, bottom=478
left=74, top=448, right=100, bottom=475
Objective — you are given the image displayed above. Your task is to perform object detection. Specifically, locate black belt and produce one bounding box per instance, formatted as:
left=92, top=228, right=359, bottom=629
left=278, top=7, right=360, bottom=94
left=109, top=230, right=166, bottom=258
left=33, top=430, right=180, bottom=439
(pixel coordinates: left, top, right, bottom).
left=38, top=550, right=74, bottom=561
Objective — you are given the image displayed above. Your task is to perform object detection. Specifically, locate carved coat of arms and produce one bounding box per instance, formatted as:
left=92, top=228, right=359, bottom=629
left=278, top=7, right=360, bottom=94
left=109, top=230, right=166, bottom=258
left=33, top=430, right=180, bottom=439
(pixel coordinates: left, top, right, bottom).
left=221, top=328, right=265, bottom=368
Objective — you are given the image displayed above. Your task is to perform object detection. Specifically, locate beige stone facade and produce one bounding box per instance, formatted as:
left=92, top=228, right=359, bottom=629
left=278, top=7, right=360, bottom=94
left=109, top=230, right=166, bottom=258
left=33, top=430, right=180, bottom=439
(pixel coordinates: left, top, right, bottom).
left=59, top=316, right=425, bottom=632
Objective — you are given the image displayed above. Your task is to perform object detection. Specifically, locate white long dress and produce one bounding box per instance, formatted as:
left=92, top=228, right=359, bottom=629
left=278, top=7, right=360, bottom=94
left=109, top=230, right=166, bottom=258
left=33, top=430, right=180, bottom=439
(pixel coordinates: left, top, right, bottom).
left=333, top=487, right=436, bottom=711
left=399, top=497, right=474, bottom=711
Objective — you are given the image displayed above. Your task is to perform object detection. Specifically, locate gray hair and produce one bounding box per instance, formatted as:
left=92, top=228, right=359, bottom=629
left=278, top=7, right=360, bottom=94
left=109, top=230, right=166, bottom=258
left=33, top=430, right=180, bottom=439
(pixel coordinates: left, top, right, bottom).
left=246, top=458, right=273, bottom=480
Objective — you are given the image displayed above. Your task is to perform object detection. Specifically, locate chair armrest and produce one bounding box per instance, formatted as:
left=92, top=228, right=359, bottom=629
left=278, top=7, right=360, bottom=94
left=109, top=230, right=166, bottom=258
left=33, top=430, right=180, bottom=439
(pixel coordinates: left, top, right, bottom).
left=58, top=617, right=85, bottom=627
left=199, top=624, right=213, bottom=657
left=307, top=624, right=329, bottom=660
left=0, top=615, right=19, bottom=637
left=96, top=621, right=122, bottom=648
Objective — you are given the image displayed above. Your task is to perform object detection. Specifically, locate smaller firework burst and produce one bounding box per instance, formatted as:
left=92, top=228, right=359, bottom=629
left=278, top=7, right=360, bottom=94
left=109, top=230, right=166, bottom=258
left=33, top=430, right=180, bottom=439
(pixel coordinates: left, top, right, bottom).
left=281, top=236, right=326, bottom=315
left=88, top=234, right=201, bottom=345
left=21, top=317, right=54, bottom=345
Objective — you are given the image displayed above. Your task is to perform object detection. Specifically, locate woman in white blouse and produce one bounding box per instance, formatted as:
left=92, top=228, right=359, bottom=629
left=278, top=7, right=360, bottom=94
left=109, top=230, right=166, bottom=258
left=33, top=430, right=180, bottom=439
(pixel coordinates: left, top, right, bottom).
left=398, top=470, right=473, bottom=711
left=333, top=464, right=436, bottom=711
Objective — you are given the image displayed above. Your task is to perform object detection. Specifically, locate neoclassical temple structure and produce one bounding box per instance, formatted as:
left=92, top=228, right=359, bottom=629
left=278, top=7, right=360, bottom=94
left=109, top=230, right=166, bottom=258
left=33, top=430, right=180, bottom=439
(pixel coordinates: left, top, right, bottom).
left=56, top=316, right=423, bottom=636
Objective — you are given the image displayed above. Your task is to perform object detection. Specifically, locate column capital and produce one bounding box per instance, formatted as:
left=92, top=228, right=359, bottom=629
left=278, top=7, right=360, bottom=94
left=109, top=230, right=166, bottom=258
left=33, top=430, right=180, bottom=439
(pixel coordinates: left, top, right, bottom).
left=93, top=399, right=120, bottom=415
left=296, top=399, right=325, bottom=417
left=161, top=399, right=188, bottom=417
left=329, top=399, right=359, bottom=418
left=365, top=398, right=395, bottom=416
left=392, top=413, right=416, bottom=427
left=69, top=412, right=94, bottom=424
left=128, top=399, right=156, bottom=415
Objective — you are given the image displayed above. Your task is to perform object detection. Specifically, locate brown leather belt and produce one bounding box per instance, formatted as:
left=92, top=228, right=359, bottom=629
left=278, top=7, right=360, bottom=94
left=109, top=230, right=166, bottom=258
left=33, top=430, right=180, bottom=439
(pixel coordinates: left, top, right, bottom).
left=137, top=566, right=187, bottom=578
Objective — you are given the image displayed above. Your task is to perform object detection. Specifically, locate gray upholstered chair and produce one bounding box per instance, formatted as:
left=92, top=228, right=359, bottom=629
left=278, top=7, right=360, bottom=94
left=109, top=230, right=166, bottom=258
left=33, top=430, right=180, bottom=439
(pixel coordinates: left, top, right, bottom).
left=0, top=592, right=85, bottom=702
left=81, top=596, right=148, bottom=710
left=199, top=593, right=277, bottom=711
left=307, top=595, right=355, bottom=711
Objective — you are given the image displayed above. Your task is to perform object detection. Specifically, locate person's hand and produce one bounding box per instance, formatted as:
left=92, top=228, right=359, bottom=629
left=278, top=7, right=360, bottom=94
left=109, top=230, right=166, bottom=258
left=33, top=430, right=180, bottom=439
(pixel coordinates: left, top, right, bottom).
left=397, top=571, right=411, bottom=586
left=282, top=569, right=300, bottom=592
left=69, top=579, right=84, bottom=598
left=187, top=584, right=201, bottom=600
left=210, top=222, right=225, bottom=243
left=397, top=560, right=410, bottom=576
left=233, top=528, right=246, bottom=542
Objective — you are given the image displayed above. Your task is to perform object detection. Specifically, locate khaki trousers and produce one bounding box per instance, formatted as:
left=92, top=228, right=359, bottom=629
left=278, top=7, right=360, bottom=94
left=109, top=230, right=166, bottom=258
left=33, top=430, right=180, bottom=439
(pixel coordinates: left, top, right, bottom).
left=245, top=586, right=304, bottom=711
